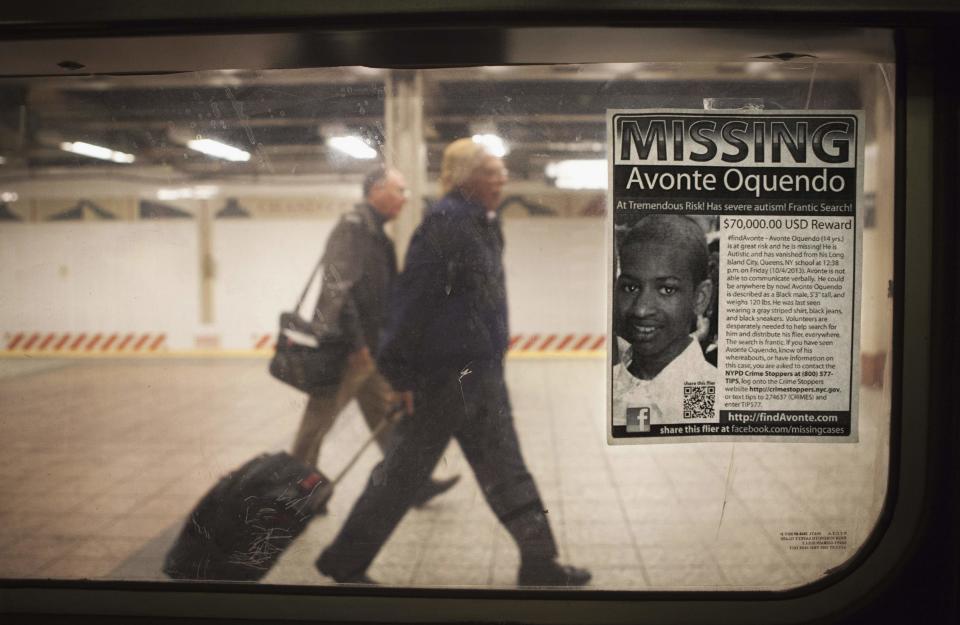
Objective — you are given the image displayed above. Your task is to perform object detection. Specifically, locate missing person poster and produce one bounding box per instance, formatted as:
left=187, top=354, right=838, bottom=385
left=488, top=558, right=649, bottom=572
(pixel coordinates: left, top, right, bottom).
left=607, top=110, right=862, bottom=443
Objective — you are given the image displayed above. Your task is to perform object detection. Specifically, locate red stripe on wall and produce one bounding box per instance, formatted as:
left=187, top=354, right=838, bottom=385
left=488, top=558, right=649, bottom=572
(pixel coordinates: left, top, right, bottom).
left=7, top=333, right=24, bottom=350
left=38, top=334, right=56, bottom=350
left=4, top=330, right=604, bottom=355
left=101, top=334, right=118, bottom=351
left=554, top=334, right=575, bottom=351
left=116, top=334, right=134, bottom=351
left=573, top=335, right=593, bottom=351
left=54, top=335, right=71, bottom=351
left=538, top=334, right=557, bottom=351
left=149, top=334, right=166, bottom=351
left=521, top=334, right=541, bottom=351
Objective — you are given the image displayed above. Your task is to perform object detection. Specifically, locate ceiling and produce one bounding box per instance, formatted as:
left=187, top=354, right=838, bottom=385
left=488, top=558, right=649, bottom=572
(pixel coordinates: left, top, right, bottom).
left=0, top=63, right=865, bottom=183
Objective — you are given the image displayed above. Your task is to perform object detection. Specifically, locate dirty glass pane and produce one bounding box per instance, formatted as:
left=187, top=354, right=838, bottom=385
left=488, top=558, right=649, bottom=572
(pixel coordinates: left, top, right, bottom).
left=0, top=55, right=893, bottom=590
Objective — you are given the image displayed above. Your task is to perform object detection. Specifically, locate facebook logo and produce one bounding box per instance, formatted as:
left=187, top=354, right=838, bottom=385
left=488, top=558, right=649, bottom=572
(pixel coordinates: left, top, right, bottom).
left=626, top=406, right=651, bottom=433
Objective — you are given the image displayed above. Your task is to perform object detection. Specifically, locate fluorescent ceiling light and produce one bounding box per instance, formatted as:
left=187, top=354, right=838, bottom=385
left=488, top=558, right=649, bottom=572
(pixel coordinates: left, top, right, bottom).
left=472, top=133, right=508, bottom=157
left=545, top=159, right=607, bottom=190
left=156, top=185, right=220, bottom=201
left=0, top=156, right=6, bottom=165
left=1, top=191, right=17, bottom=202
left=328, top=135, right=377, bottom=159
left=187, top=138, right=251, bottom=162
left=60, top=141, right=135, bottom=164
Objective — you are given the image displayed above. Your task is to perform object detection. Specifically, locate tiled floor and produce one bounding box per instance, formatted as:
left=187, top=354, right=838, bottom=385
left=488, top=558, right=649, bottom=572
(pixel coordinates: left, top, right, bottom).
left=0, top=357, right=889, bottom=590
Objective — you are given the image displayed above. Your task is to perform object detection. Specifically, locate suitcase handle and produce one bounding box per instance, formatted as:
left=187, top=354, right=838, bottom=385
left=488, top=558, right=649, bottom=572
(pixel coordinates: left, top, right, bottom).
left=330, top=405, right=403, bottom=486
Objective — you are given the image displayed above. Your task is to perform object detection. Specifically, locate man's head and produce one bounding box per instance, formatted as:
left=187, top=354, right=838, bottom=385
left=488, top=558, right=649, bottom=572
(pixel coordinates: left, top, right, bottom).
left=364, top=167, right=408, bottom=221
left=615, top=215, right=712, bottom=377
left=440, top=138, right=507, bottom=212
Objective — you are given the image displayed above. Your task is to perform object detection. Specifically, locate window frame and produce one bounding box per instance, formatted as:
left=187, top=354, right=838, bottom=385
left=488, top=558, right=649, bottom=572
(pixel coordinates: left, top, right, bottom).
left=0, top=4, right=953, bottom=624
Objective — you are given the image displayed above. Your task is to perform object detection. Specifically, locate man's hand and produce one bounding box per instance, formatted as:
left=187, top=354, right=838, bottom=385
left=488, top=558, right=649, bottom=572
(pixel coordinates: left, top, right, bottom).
left=385, top=391, right=414, bottom=422
left=398, top=391, right=414, bottom=417
left=347, top=346, right=374, bottom=370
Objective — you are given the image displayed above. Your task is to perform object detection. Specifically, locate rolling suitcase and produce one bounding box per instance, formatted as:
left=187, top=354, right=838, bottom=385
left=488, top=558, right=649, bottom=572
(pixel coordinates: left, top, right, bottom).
left=164, top=414, right=394, bottom=582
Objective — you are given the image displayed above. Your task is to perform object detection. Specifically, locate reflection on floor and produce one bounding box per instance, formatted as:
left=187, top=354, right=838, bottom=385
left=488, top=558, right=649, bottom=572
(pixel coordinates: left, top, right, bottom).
left=0, top=358, right=888, bottom=590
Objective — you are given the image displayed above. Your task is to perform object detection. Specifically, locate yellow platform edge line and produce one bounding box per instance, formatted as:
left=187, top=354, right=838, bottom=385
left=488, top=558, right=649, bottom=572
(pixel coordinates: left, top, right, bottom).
left=0, top=349, right=605, bottom=360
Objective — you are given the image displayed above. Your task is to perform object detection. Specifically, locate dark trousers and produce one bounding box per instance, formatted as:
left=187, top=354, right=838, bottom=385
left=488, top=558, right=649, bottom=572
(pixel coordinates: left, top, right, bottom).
left=317, top=361, right=557, bottom=579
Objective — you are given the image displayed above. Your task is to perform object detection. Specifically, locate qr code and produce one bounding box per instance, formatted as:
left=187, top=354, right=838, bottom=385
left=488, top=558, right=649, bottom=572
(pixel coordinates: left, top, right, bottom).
left=683, top=382, right=715, bottom=419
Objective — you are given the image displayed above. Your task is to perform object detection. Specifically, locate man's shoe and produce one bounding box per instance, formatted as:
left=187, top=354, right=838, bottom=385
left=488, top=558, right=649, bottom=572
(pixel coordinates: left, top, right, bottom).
left=333, top=572, right=378, bottom=585
left=315, top=557, right=378, bottom=584
left=411, top=475, right=461, bottom=508
left=517, top=560, right=592, bottom=587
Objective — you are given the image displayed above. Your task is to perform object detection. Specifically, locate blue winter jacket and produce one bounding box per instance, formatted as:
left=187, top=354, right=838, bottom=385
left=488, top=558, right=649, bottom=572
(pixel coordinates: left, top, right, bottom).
left=377, top=190, right=509, bottom=390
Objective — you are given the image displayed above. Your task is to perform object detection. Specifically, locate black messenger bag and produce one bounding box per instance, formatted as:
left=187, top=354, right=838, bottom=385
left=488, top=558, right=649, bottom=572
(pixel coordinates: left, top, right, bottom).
left=269, top=256, right=349, bottom=394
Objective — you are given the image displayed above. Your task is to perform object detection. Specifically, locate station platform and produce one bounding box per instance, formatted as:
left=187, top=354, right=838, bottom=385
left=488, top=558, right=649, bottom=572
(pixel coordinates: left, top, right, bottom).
left=0, top=357, right=886, bottom=590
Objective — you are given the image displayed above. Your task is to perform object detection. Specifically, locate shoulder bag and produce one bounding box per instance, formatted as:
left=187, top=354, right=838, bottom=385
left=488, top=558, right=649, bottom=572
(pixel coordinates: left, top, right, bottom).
left=268, top=256, right=349, bottom=394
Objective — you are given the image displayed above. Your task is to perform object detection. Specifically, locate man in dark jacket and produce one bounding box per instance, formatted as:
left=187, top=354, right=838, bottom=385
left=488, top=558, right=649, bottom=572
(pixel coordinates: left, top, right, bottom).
left=316, top=140, right=591, bottom=587
left=290, top=167, right=458, bottom=506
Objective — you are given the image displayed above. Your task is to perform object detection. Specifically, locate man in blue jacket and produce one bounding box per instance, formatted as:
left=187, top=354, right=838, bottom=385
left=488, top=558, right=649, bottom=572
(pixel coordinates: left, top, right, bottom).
left=316, top=139, right=591, bottom=587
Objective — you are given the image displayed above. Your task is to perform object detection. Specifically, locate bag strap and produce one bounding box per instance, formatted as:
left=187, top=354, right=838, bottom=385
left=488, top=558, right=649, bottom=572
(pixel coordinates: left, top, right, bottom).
left=294, top=254, right=325, bottom=311
left=294, top=210, right=359, bottom=312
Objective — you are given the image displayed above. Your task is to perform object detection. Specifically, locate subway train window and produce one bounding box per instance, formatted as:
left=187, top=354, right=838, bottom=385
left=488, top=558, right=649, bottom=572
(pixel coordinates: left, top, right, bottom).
left=0, top=56, right=897, bottom=595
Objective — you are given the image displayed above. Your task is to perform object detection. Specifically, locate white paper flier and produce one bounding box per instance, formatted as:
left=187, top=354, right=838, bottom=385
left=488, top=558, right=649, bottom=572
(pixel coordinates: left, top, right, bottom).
left=607, top=109, right=862, bottom=444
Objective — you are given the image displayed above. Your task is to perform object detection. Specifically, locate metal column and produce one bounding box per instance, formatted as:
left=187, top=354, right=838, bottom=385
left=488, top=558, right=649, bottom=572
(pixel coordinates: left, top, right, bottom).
left=383, top=70, right=426, bottom=266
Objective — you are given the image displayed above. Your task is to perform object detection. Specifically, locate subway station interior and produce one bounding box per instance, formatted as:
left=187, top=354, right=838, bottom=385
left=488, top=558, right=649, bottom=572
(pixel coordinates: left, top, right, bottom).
left=0, top=27, right=899, bottom=597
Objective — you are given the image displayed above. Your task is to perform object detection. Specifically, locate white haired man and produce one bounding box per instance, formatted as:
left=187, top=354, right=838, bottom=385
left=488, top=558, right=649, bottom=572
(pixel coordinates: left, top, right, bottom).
left=316, top=139, right=591, bottom=587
